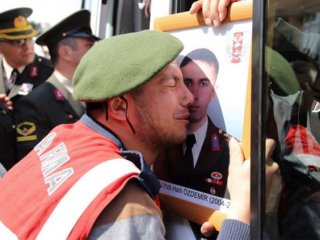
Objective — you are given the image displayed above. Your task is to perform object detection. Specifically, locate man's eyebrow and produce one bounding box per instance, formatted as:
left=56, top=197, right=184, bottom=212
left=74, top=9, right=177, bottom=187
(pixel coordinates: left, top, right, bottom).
left=183, top=77, right=210, bottom=81
left=183, top=77, right=192, bottom=81
left=159, top=73, right=180, bottom=83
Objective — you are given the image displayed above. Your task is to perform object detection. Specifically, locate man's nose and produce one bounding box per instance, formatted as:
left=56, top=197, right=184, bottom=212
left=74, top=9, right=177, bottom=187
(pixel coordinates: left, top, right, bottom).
left=182, top=85, right=194, bottom=106
left=22, top=39, right=33, bottom=49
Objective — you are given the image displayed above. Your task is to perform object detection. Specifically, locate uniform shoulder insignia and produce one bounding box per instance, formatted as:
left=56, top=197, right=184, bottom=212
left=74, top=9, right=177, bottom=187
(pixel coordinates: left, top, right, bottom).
left=29, top=65, right=38, bottom=78
left=211, top=133, right=221, bottom=151
left=54, top=88, right=65, bottom=101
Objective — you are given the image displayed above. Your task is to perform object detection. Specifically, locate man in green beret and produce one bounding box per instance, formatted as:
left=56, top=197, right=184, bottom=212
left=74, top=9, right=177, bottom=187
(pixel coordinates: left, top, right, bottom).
left=14, top=9, right=99, bottom=161
left=0, top=7, right=53, bottom=170
left=0, top=30, right=250, bottom=239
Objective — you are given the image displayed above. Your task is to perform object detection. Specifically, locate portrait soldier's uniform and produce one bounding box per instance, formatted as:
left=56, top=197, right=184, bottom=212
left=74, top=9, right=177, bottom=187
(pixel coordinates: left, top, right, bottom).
left=157, top=117, right=230, bottom=197
left=0, top=8, right=53, bottom=170
left=155, top=117, right=230, bottom=239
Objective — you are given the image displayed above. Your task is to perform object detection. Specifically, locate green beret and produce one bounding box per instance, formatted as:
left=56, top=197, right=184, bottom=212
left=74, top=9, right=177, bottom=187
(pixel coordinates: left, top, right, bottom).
left=265, top=46, right=300, bottom=95
left=73, top=30, right=183, bottom=101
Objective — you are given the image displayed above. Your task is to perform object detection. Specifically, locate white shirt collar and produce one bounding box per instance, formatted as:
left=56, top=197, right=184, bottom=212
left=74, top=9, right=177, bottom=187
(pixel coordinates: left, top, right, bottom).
left=54, top=70, right=73, bottom=94
left=185, top=117, right=208, bottom=167
left=191, top=118, right=208, bottom=151
left=2, top=57, right=25, bottom=79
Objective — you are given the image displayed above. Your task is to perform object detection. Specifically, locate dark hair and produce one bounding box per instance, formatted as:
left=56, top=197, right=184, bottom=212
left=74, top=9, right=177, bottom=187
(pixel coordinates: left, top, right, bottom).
left=180, top=48, right=219, bottom=75
left=86, top=101, right=106, bottom=115
left=48, top=37, right=78, bottom=65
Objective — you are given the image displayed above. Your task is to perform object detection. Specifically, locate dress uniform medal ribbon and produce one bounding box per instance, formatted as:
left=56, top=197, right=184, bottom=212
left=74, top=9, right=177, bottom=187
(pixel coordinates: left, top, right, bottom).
left=205, top=171, right=224, bottom=195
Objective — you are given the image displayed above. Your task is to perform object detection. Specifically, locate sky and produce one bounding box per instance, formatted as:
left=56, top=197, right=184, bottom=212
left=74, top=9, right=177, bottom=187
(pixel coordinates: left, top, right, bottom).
left=1, top=0, right=83, bottom=27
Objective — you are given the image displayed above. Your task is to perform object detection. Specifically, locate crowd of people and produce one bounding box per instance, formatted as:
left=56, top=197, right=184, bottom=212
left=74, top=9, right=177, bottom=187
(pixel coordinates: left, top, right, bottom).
left=0, top=7, right=100, bottom=168
left=0, top=1, right=252, bottom=239
left=0, top=7, right=53, bottom=170
left=0, top=0, right=318, bottom=239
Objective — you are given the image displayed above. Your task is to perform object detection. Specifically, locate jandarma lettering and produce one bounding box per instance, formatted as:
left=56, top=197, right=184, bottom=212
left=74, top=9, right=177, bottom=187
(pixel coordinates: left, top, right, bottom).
left=34, top=132, right=74, bottom=195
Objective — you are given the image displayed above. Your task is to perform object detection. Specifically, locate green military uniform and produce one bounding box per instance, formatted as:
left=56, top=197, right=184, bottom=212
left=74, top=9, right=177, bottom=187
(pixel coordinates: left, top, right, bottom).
left=0, top=8, right=54, bottom=170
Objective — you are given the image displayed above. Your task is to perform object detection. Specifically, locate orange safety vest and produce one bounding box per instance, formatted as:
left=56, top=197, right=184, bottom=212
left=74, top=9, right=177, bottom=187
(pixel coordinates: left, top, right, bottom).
left=0, top=115, right=158, bottom=239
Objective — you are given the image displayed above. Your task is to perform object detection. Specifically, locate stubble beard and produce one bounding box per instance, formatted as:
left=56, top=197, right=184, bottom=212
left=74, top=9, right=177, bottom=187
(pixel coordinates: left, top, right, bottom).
left=134, top=100, right=186, bottom=153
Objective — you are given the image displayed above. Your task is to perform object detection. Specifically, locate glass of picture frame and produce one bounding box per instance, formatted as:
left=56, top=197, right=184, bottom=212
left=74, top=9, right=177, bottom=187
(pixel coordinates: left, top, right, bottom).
left=152, top=1, right=252, bottom=231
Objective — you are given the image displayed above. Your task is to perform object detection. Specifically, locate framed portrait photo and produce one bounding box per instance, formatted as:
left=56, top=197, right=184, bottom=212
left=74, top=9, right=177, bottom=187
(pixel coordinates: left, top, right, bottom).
left=152, top=1, right=252, bottom=231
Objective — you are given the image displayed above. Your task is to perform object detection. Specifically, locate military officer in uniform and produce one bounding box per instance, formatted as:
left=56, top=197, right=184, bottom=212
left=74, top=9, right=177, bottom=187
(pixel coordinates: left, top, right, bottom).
left=154, top=48, right=230, bottom=239
left=0, top=7, right=54, bottom=170
left=14, top=9, right=99, bottom=160
left=157, top=48, right=230, bottom=197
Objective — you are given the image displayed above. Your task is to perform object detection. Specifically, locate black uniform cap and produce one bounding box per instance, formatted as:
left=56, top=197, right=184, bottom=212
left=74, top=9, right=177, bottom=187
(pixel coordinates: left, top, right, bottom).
left=36, top=9, right=99, bottom=49
left=0, top=7, right=37, bottom=40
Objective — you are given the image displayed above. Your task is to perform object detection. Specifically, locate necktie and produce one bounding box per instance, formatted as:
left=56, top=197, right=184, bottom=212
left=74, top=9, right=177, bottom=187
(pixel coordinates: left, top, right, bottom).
left=184, top=134, right=196, bottom=170
left=8, top=69, right=19, bottom=91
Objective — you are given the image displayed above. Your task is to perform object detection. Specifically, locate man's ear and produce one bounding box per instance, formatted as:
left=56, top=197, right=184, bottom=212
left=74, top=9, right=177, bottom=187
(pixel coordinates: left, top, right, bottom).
left=58, top=45, right=72, bottom=61
left=108, top=97, right=127, bottom=120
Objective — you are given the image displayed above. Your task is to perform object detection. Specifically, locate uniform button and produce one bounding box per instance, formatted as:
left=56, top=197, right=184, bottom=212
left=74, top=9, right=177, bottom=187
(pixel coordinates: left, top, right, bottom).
left=67, top=114, right=74, bottom=119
